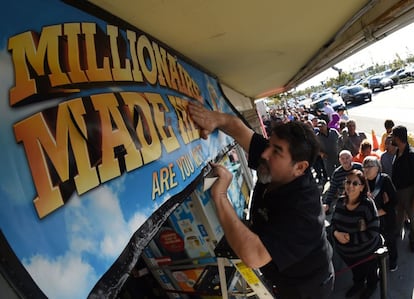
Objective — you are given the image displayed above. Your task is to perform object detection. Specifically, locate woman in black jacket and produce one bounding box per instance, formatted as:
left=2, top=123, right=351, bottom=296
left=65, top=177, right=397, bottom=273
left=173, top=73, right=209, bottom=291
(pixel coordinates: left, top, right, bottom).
left=363, top=156, right=398, bottom=271
left=331, top=169, right=381, bottom=299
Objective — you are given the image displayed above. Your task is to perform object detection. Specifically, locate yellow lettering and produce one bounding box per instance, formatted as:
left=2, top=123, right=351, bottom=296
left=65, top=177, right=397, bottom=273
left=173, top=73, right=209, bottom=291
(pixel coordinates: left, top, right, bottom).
left=62, top=99, right=100, bottom=194
left=8, top=23, right=202, bottom=104
left=91, top=93, right=141, bottom=182
left=8, top=25, right=70, bottom=106
left=152, top=41, right=169, bottom=87
left=64, top=23, right=89, bottom=83
left=14, top=113, right=65, bottom=218
left=167, top=54, right=181, bottom=91
left=151, top=164, right=177, bottom=200
left=168, top=162, right=178, bottom=188
left=191, top=145, right=204, bottom=167
left=159, top=167, right=169, bottom=192
left=145, top=93, right=180, bottom=152
left=126, top=30, right=144, bottom=82
left=122, top=92, right=162, bottom=164
left=169, top=96, right=199, bottom=144
left=176, top=154, right=195, bottom=180
left=107, top=25, right=133, bottom=81
left=83, top=23, right=112, bottom=81
left=137, top=35, right=157, bottom=84
left=13, top=98, right=98, bottom=218
left=152, top=171, right=161, bottom=200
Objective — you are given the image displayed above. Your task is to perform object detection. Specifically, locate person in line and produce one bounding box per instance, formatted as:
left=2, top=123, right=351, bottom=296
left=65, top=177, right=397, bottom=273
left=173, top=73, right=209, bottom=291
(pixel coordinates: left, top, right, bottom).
left=322, top=101, right=335, bottom=121
left=380, top=135, right=396, bottom=177
left=391, top=125, right=414, bottom=251
left=331, top=169, right=382, bottom=299
left=337, top=106, right=349, bottom=122
left=339, top=119, right=347, bottom=134
left=338, top=119, right=367, bottom=157
left=379, top=119, right=394, bottom=152
left=328, top=112, right=341, bottom=131
left=352, top=139, right=381, bottom=164
left=363, top=156, right=398, bottom=271
left=322, top=150, right=362, bottom=214
left=316, top=119, right=340, bottom=179
left=188, top=102, right=334, bottom=299
left=308, top=117, right=328, bottom=185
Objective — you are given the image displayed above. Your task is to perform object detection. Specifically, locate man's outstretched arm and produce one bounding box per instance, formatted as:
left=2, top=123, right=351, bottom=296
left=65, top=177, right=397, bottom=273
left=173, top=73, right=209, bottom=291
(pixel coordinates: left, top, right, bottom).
left=210, top=163, right=272, bottom=268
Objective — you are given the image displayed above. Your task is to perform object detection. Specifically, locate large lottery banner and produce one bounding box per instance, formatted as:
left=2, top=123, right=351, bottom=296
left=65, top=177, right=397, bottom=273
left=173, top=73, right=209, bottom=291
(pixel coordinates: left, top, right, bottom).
left=0, top=1, right=238, bottom=298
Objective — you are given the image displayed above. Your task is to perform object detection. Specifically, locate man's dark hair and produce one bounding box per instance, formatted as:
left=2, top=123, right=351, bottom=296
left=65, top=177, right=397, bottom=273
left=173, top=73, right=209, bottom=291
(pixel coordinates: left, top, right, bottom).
left=392, top=125, right=408, bottom=143
left=270, top=121, right=319, bottom=166
left=384, top=119, right=395, bottom=130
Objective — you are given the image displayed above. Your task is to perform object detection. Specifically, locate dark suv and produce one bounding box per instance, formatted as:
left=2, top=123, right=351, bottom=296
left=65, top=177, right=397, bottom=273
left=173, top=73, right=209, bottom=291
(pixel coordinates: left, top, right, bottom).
left=340, top=85, right=372, bottom=104
left=368, top=74, right=393, bottom=92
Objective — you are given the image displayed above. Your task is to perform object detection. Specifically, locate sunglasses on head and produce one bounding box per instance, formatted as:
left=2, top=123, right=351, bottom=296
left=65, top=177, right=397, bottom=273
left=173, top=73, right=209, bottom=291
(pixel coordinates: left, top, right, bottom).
left=345, top=180, right=363, bottom=186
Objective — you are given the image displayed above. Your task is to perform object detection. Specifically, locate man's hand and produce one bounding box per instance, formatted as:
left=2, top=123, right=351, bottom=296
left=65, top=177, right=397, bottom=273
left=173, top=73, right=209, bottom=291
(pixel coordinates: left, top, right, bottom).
left=188, top=101, right=222, bottom=139
left=334, top=230, right=350, bottom=244
left=210, top=163, right=233, bottom=201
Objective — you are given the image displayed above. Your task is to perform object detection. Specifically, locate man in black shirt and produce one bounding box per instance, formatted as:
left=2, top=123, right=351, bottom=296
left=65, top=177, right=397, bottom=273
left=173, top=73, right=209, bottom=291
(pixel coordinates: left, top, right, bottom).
left=189, top=102, right=334, bottom=299
left=391, top=125, right=414, bottom=251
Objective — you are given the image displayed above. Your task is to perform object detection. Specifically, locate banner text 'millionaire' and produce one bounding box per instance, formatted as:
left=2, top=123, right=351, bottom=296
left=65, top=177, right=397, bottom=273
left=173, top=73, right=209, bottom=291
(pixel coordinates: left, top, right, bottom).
left=8, top=22, right=202, bottom=106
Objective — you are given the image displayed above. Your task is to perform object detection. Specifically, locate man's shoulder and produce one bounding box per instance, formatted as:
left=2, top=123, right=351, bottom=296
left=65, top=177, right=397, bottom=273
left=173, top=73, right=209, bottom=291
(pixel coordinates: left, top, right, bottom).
left=356, top=131, right=367, bottom=138
left=333, top=165, right=344, bottom=174
left=328, top=128, right=340, bottom=136
left=351, top=162, right=363, bottom=170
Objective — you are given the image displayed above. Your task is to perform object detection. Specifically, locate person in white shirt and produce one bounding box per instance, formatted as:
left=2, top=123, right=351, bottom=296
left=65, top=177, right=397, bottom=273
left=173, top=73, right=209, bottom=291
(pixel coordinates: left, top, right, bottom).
left=322, top=101, right=335, bottom=121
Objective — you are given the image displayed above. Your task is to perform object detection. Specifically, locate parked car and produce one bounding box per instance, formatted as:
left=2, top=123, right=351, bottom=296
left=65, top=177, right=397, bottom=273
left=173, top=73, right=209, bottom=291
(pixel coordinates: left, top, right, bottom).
left=368, top=75, right=393, bottom=92
left=336, top=85, right=348, bottom=94
left=382, top=69, right=402, bottom=84
left=309, top=93, right=346, bottom=114
left=400, top=66, right=414, bottom=79
left=340, top=85, right=372, bottom=104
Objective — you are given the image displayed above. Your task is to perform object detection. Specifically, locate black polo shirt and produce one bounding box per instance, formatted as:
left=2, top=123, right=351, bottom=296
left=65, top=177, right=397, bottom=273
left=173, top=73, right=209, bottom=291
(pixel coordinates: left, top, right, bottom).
left=248, top=133, right=332, bottom=285
left=392, top=144, right=414, bottom=190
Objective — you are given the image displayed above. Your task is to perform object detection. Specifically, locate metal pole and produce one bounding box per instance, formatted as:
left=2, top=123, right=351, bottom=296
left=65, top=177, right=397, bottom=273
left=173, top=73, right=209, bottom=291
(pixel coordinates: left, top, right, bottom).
left=375, top=247, right=388, bottom=299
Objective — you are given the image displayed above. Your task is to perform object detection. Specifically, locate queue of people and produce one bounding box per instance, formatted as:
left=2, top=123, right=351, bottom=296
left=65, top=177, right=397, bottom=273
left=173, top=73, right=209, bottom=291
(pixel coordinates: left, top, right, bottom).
left=188, top=100, right=414, bottom=299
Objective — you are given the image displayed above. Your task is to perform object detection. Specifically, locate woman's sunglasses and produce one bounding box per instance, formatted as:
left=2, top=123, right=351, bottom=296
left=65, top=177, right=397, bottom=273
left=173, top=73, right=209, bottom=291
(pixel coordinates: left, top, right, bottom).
left=345, top=180, right=363, bottom=186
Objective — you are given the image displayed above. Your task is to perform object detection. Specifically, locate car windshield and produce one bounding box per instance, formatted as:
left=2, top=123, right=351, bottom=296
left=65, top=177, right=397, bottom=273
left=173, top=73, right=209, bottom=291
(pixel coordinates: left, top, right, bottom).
left=313, top=97, right=335, bottom=109
left=349, top=86, right=363, bottom=93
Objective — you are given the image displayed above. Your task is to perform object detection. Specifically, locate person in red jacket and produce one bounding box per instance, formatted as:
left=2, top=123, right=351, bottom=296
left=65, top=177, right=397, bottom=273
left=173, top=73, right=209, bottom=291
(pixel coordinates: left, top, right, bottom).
left=352, top=139, right=380, bottom=163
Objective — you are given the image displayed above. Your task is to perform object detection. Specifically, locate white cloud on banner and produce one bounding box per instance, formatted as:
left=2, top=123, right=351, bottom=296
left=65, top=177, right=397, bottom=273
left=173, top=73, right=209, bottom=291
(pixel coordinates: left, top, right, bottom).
left=23, top=183, right=150, bottom=298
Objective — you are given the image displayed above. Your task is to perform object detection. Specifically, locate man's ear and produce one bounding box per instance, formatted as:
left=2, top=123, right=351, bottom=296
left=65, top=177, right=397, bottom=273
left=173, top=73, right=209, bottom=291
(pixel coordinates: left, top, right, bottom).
left=294, top=161, right=309, bottom=176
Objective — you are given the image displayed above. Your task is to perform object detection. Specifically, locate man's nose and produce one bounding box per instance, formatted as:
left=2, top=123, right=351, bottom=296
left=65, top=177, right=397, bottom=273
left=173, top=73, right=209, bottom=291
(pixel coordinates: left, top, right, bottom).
left=261, top=148, right=270, bottom=160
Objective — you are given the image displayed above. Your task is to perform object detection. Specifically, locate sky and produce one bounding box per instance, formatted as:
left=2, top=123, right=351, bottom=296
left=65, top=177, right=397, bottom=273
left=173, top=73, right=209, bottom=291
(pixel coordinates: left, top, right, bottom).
left=297, top=22, right=414, bottom=90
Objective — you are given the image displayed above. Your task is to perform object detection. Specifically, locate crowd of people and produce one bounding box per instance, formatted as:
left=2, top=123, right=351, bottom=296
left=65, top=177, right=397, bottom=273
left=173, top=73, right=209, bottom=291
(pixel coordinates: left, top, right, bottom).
left=188, top=100, right=414, bottom=299
left=261, top=101, right=414, bottom=298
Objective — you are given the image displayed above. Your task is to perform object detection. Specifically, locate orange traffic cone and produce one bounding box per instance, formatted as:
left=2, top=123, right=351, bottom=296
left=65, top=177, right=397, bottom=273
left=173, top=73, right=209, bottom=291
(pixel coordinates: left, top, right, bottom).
left=372, top=129, right=379, bottom=151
